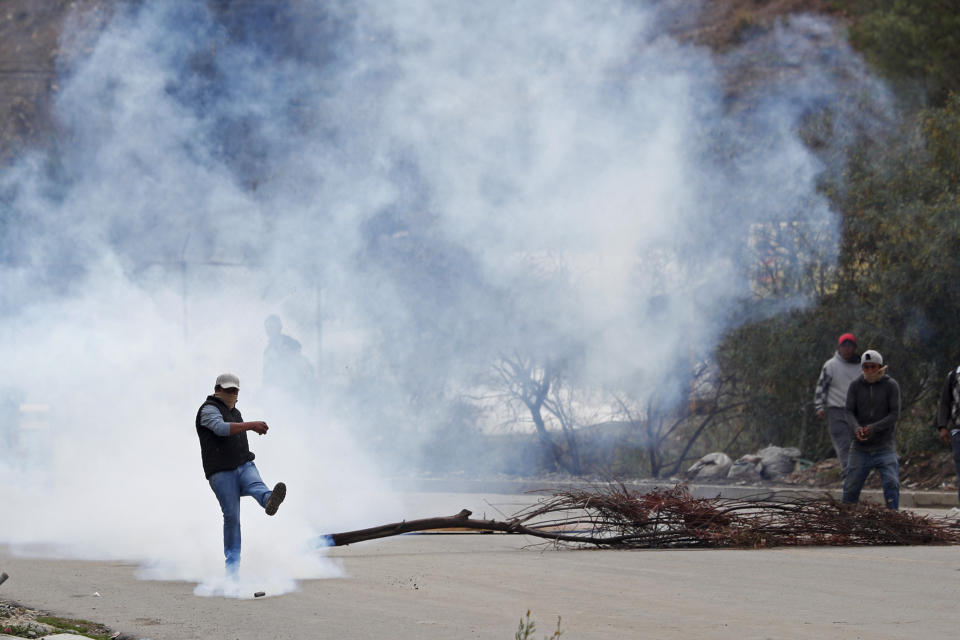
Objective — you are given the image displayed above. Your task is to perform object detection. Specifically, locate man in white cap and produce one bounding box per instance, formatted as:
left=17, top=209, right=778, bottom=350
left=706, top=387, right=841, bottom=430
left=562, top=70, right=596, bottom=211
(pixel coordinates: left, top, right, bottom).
left=842, top=350, right=901, bottom=509
left=196, top=373, right=286, bottom=575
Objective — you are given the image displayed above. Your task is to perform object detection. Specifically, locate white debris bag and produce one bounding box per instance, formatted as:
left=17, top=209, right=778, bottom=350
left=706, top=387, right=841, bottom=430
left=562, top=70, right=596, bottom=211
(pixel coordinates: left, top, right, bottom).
left=687, top=452, right=732, bottom=479
left=727, top=454, right=764, bottom=481
left=757, top=445, right=801, bottom=479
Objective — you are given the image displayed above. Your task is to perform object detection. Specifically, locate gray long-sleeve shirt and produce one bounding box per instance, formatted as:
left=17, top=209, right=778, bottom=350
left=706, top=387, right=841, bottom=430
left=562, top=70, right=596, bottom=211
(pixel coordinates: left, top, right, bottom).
left=199, top=403, right=233, bottom=437
left=845, top=374, right=900, bottom=452
left=814, top=352, right=862, bottom=411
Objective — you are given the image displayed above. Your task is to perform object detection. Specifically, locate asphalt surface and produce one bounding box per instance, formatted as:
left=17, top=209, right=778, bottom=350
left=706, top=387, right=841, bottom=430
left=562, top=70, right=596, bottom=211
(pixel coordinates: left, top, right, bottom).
left=2, top=491, right=959, bottom=640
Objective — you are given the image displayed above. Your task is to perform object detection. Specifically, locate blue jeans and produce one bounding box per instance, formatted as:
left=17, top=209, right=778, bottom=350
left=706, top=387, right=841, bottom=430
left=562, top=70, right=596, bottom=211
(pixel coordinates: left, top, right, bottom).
left=842, top=448, right=900, bottom=510
left=208, top=461, right=272, bottom=571
left=950, top=430, right=960, bottom=504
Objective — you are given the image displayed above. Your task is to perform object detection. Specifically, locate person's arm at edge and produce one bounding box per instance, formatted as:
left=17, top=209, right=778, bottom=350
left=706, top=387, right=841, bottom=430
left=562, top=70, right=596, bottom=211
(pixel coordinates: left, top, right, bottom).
left=937, top=371, right=954, bottom=444
left=814, top=363, right=831, bottom=417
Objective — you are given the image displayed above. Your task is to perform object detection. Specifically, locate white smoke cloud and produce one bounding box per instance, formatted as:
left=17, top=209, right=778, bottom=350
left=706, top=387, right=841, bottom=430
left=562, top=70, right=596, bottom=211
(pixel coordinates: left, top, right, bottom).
left=0, top=1, right=890, bottom=596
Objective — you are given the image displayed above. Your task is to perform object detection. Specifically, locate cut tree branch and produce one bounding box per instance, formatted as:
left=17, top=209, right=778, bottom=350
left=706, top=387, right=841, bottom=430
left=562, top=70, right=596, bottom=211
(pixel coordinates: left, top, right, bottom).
left=327, top=508, right=608, bottom=547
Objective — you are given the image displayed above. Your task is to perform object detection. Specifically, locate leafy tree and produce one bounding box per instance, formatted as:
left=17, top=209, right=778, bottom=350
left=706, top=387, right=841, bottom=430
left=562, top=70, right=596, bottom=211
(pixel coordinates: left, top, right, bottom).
left=849, top=0, right=960, bottom=106
left=716, top=306, right=840, bottom=459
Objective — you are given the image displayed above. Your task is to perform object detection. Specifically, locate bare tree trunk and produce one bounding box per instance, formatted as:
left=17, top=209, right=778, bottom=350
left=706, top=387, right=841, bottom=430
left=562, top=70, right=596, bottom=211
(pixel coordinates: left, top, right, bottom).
left=496, top=354, right=573, bottom=473
left=646, top=398, right=662, bottom=477
left=544, top=386, right=581, bottom=475
left=665, top=412, right=715, bottom=477
left=524, top=394, right=564, bottom=472
left=561, top=425, right=581, bottom=475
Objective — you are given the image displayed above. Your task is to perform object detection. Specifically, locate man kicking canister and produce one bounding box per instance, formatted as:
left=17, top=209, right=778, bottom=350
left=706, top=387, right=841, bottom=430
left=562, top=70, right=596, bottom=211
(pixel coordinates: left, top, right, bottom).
left=195, top=373, right=286, bottom=575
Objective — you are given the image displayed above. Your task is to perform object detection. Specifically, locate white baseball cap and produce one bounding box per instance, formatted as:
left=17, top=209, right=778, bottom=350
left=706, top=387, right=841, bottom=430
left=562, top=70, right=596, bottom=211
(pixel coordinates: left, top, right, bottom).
left=215, top=373, right=240, bottom=390
left=860, top=350, right=883, bottom=366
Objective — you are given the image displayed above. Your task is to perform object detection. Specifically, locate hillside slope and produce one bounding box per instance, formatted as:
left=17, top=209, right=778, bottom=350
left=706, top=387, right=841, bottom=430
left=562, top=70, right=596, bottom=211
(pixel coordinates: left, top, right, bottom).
left=0, top=0, right=851, bottom=161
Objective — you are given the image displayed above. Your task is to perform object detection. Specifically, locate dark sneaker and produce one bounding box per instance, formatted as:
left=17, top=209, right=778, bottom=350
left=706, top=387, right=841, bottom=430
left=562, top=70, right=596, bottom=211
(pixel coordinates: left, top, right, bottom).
left=265, top=482, right=286, bottom=516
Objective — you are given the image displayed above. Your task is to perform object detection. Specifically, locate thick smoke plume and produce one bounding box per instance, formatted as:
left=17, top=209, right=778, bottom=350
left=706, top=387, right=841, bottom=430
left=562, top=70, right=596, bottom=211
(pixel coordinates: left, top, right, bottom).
left=0, top=1, right=889, bottom=596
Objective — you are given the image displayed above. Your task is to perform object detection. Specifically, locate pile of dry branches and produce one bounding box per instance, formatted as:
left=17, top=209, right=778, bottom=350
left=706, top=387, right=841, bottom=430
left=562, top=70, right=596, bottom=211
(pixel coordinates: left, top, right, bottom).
left=511, top=484, right=960, bottom=548
left=328, top=484, right=960, bottom=549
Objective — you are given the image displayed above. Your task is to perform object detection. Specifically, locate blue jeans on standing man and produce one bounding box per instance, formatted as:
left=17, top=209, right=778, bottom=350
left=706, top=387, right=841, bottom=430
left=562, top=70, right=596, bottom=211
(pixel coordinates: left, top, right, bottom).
left=950, top=429, right=960, bottom=504
left=208, top=460, right=272, bottom=572
left=842, top=447, right=900, bottom=510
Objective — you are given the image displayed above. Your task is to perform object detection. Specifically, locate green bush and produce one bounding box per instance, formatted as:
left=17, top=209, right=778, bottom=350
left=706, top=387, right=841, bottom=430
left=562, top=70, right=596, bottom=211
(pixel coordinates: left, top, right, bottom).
left=849, top=0, right=960, bottom=106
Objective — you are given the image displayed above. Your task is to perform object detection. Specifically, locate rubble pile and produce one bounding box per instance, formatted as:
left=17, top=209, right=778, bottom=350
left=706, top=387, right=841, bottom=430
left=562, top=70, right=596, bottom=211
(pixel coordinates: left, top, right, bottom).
left=0, top=600, right=120, bottom=639
left=687, top=447, right=959, bottom=491
left=785, top=450, right=958, bottom=491
left=687, top=445, right=801, bottom=483
left=0, top=602, right=55, bottom=638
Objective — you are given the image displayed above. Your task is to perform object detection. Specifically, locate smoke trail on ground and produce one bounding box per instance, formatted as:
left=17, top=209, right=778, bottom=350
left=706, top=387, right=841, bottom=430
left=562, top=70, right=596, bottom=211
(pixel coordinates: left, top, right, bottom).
left=0, top=1, right=890, bottom=595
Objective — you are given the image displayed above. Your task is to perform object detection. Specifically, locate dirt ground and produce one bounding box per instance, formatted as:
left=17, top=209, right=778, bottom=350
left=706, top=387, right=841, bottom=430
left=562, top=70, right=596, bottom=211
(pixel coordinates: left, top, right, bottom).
left=2, top=492, right=960, bottom=640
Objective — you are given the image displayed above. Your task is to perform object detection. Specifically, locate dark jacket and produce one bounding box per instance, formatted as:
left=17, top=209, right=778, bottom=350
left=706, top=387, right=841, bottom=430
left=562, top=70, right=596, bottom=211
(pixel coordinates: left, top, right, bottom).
left=845, top=374, right=900, bottom=452
left=936, top=367, right=960, bottom=430
left=195, top=395, right=255, bottom=478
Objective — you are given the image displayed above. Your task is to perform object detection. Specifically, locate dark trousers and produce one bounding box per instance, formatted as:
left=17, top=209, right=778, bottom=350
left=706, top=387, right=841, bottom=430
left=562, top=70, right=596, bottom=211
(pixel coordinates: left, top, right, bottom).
left=827, top=408, right=853, bottom=475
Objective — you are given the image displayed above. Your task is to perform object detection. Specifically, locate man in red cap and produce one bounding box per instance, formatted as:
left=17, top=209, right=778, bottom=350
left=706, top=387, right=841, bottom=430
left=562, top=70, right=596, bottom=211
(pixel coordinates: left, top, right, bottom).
left=814, top=333, right=861, bottom=476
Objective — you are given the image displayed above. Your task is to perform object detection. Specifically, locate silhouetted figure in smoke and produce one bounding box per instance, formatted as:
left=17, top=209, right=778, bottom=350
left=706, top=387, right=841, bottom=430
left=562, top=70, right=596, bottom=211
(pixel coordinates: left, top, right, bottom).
left=195, top=373, right=286, bottom=576
left=263, top=314, right=316, bottom=402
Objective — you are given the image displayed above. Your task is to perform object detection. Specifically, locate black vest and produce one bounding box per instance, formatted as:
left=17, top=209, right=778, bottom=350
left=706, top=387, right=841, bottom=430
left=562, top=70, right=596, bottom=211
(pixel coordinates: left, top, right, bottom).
left=195, top=395, right=255, bottom=478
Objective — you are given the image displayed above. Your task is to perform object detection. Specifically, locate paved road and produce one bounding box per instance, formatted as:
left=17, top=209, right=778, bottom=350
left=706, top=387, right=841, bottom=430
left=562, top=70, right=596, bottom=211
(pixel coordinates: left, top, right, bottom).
left=2, top=493, right=959, bottom=639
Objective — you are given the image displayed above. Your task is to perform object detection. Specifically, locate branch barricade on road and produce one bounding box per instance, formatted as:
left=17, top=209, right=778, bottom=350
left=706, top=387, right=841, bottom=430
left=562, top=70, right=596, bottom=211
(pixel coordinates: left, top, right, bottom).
left=326, top=484, right=960, bottom=549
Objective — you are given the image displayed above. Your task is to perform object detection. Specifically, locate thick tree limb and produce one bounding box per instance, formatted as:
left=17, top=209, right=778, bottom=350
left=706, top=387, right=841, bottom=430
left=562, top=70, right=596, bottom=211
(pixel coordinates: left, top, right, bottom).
left=327, top=508, right=616, bottom=547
